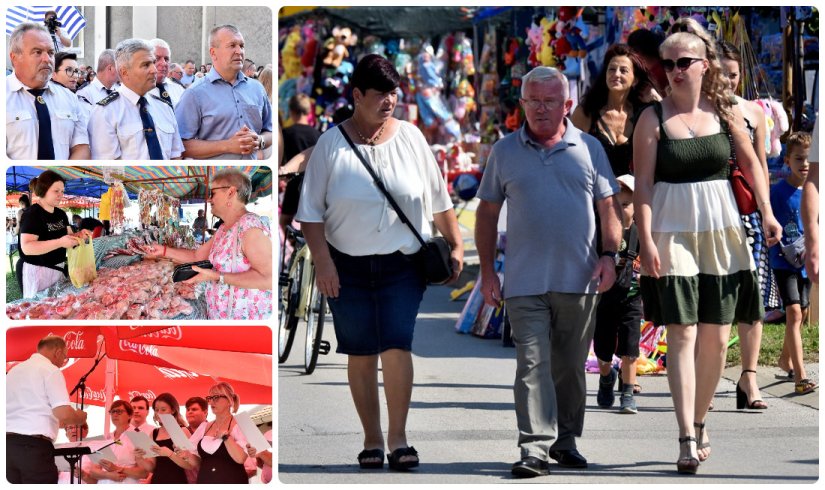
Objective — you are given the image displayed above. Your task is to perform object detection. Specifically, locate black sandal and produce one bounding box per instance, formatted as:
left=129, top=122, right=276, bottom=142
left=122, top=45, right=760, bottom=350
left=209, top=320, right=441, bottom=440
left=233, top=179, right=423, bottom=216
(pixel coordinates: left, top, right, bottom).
left=694, top=422, right=710, bottom=462
left=387, top=446, right=419, bottom=471
left=357, top=448, right=385, bottom=469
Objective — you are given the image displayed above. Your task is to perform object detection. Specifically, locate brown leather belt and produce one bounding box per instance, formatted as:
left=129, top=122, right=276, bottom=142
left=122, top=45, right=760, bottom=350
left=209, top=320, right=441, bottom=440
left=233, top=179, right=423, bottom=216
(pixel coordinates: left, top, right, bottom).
left=7, top=432, right=51, bottom=441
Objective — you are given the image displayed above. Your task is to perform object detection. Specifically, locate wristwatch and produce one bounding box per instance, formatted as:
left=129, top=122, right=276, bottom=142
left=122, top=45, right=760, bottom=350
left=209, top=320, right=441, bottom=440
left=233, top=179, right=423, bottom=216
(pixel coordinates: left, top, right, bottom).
left=219, top=272, right=225, bottom=285
left=600, top=251, right=620, bottom=266
left=257, top=135, right=265, bottom=150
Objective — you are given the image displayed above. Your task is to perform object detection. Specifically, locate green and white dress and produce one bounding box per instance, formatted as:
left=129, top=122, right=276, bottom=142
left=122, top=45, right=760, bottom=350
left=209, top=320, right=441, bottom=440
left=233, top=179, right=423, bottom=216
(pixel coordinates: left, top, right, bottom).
left=640, top=103, right=763, bottom=325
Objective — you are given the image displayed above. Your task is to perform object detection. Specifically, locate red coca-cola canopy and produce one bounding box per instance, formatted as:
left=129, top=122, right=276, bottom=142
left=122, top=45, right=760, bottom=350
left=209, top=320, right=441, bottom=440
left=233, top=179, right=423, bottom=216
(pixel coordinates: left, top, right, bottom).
left=115, top=326, right=272, bottom=353
left=6, top=326, right=272, bottom=407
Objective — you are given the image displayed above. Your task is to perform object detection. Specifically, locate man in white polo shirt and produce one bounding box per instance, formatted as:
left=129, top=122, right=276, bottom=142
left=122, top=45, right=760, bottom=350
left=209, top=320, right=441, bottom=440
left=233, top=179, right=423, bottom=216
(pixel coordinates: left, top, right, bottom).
left=7, top=335, right=87, bottom=483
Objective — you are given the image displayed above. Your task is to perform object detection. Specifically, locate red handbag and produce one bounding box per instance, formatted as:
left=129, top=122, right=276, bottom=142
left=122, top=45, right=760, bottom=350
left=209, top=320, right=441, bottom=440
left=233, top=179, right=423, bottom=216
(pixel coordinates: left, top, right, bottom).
left=727, top=128, right=757, bottom=215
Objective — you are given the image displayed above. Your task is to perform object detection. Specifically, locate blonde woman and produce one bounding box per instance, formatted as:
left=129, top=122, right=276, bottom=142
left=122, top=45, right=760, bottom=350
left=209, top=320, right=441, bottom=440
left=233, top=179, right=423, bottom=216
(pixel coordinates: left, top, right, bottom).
left=176, top=382, right=249, bottom=483
left=633, top=26, right=781, bottom=474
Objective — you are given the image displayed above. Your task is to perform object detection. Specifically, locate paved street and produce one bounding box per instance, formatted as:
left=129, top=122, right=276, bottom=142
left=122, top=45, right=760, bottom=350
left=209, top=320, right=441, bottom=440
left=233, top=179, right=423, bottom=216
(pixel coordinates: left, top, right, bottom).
left=278, top=280, right=819, bottom=484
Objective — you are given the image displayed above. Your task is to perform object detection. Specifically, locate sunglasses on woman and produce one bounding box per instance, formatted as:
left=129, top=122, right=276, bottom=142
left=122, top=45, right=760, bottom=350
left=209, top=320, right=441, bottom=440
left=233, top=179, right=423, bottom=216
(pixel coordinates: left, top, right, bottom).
left=205, top=395, right=228, bottom=402
left=661, top=57, right=704, bottom=73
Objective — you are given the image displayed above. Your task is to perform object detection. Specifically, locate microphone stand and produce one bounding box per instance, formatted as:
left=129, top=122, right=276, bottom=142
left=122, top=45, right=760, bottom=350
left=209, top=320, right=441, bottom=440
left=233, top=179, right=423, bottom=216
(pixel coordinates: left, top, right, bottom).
left=65, top=353, right=107, bottom=484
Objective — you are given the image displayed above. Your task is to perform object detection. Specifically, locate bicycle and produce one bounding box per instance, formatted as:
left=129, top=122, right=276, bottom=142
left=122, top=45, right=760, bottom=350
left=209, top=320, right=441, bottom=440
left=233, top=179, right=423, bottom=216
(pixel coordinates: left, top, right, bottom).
left=278, top=224, right=330, bottom=374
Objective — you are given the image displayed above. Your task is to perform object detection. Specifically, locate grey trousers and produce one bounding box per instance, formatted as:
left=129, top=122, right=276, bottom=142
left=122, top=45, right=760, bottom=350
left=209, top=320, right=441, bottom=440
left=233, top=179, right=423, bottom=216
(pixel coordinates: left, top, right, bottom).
left=507, top=292, right=600, bottom=459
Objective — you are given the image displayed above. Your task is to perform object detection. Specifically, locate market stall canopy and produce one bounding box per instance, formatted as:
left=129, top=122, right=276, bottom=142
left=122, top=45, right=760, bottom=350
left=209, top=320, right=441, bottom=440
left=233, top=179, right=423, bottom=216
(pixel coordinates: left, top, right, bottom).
left=6, top=166, right=273, bottom=201
left=279, top=6, right=480, bottom=37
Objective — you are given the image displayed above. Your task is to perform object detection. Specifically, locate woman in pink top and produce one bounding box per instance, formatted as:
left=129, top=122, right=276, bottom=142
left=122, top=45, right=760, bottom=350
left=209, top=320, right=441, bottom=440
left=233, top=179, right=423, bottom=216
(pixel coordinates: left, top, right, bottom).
left=146, top=168, right=273, bottom=319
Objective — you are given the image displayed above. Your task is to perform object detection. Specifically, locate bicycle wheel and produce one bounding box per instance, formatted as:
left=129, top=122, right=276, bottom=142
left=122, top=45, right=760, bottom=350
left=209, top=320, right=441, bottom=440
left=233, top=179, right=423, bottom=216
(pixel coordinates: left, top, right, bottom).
left=278, top=258, right=303, bottom=363
left=304, top=282, right=326, bottom=374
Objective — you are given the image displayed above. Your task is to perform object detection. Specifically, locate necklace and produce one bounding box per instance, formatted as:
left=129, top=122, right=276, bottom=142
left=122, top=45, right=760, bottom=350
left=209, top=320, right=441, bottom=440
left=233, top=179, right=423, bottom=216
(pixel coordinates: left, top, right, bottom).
left=352, top=119, right=387, bottom=145
left=676, top=111, right=697, bottom=138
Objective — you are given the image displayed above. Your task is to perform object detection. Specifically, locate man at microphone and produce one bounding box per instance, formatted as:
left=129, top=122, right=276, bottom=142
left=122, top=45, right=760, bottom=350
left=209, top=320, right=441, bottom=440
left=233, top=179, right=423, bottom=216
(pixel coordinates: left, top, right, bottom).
left=7, top=335, right=87, bottom=483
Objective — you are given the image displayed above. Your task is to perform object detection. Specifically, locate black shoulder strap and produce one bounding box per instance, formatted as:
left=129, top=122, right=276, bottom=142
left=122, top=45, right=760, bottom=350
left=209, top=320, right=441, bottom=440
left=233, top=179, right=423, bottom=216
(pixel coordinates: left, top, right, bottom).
left=625, top=225, right=639, bottom=260
left=653, top=101, right=666, bottom=137
left=338, top=124, right=427, bottom=248
left=596, top=115, right=617, bottom=146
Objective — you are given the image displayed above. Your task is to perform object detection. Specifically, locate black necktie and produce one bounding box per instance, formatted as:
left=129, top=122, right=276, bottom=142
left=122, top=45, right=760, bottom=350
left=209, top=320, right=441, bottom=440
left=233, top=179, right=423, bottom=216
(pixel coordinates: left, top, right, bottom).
left=137, top=96, right=164, bottom=160
left=156, top=82, right=173, bottom=107
left=104, top=87, right=113, bottom=95
left=134, top=426, right=140, bottom=432
left=26, top=88, right=55, bottom=160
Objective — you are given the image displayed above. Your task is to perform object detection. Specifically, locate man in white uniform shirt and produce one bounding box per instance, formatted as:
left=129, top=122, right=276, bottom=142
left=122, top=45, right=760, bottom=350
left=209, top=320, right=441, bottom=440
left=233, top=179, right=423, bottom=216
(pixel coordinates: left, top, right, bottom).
left=6, top=22, right=90, bottom=159
left=76, top=49, right=120, bottom=105
left=129, top=395, right=156, bottom=435
left=87, top=38, right=183, bottom=160
left=7, top=335, right=87, bottom=483
left=148, top=38, right=185, bottom=109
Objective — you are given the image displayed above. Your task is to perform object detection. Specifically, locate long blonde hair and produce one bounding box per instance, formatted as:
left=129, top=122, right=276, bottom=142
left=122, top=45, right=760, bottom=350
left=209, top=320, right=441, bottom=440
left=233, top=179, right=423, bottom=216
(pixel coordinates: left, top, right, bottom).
left=662, top=20, right=734, bottom=123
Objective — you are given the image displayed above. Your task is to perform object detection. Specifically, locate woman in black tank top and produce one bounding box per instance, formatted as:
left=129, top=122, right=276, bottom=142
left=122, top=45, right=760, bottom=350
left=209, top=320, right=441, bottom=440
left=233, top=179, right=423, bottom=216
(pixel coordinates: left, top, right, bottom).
left=571, top=43, right=659, bottom=176
left=133, top=393, right=192, bottom=484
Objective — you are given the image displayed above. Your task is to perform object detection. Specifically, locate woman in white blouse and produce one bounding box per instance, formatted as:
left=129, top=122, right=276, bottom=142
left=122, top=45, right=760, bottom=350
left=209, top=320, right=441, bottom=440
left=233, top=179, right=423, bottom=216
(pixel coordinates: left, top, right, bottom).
left=297, top=53, right=463, bottom=472
left=85, top=400, right=149, bottom=484
left=177, top=382, right=249, bottom=483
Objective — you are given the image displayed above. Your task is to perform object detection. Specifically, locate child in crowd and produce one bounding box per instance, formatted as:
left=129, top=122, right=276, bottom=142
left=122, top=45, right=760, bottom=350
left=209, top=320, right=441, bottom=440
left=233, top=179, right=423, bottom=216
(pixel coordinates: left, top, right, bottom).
left=594, top=175, right=642, bottom=413
left=770, top=132, right=816, bottom=395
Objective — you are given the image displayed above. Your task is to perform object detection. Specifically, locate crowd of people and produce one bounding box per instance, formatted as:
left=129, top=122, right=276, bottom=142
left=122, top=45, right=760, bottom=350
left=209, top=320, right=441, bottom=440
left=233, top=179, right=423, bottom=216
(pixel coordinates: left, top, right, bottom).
left=6, top=21, right=273, bottom=160
left=7, top=335, right=273, bottom=484
left=278, top=19, right=818, bottom=478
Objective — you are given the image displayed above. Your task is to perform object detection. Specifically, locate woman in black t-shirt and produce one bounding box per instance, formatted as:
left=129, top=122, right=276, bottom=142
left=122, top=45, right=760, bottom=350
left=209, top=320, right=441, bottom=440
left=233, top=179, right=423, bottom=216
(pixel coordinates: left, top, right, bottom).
left=19, top=170, right=89, bottom=298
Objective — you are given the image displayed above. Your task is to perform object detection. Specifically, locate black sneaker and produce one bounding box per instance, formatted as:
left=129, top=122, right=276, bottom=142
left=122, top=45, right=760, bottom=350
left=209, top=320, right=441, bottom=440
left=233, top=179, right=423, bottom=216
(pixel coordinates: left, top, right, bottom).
left=597, top=368, right=617, bottom=408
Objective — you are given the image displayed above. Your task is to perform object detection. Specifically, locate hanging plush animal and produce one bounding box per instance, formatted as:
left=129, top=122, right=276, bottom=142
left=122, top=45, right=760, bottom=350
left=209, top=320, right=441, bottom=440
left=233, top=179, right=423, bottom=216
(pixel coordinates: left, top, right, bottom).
left=756, top=98, right=790, bottom=158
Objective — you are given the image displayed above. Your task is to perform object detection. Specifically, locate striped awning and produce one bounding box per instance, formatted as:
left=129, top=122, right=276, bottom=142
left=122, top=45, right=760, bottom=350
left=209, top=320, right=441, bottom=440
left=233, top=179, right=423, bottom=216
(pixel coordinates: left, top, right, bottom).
left=6, top=166, right=273, bottom=201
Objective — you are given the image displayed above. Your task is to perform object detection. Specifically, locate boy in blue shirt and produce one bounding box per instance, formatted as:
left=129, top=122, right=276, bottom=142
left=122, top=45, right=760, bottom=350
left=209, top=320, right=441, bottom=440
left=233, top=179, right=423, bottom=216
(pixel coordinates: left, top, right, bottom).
left=770, top=132, right=816, bottom=395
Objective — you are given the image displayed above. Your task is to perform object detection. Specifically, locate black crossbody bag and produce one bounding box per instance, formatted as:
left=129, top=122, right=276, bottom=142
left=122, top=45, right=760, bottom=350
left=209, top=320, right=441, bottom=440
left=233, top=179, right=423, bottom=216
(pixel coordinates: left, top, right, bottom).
left=339, top=124, right=453, bottom=284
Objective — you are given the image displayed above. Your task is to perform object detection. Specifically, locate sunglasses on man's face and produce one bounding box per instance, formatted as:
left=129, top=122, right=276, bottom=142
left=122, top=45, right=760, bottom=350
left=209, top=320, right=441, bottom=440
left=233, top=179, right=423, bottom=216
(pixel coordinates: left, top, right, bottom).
left=661, top=57, right=704, bottom=73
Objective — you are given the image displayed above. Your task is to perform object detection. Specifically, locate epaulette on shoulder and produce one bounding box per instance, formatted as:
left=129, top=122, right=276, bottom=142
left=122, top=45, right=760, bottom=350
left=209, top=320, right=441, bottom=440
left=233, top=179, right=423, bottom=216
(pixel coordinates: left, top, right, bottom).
left=78, top=95, right=92, bottom=106
left=149, top=93, right=174, bottom=109
left=97, top=92, right=120, bottom=106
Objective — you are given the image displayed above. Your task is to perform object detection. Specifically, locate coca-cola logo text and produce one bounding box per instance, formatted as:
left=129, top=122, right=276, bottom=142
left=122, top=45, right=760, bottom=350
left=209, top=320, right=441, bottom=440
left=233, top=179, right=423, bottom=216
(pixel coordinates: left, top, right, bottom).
left=119, top=340, right=159, bottom=357
left=83, top=387, right=106, bottom=402
left=127, top=389, right=156, bottom=401
left=156, top=367, right=200, bottom=380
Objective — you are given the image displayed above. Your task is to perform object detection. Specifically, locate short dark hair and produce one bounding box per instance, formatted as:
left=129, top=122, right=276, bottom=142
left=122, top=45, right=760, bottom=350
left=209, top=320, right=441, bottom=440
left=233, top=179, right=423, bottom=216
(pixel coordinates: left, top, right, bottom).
left=55, top=51, right=77, bottom=72
left=19, top=194, right=30, bottom=207
left=627, top=28, right=665, bottom=60
left=111, top=399, right=134, bottom=417
left=130, top=395, right=150, bottom=409
left=185, top=59, right=194, bottom=65
left=31, top=170, right=65, bottom=198
left=351, top=53, right=400, bottom=95
left=185, top=396, right=208, bottom=412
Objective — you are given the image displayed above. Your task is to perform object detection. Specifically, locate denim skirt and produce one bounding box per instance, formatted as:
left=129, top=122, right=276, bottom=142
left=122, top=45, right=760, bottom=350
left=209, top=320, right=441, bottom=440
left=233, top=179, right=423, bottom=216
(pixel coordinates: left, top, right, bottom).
left=327, top=245, right=426, bottom=355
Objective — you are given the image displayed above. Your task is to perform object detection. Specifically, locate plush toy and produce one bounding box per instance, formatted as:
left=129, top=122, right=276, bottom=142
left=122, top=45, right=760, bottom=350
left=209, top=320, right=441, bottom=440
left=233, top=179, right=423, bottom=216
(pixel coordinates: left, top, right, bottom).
left=503, top=37, right=520, bottom=66
left=321, top=26, right=356, bottom=68
left=280, top=27, right=303, bottom=79
left=450, top=79, right=476, bottom=122
left=539, top=17, right=556, bottom=67
left=525, top=17, right=544, bottom=67
left=756, top=98, right=790, bottom=158
left=300, top=22, right=317, bottom=71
